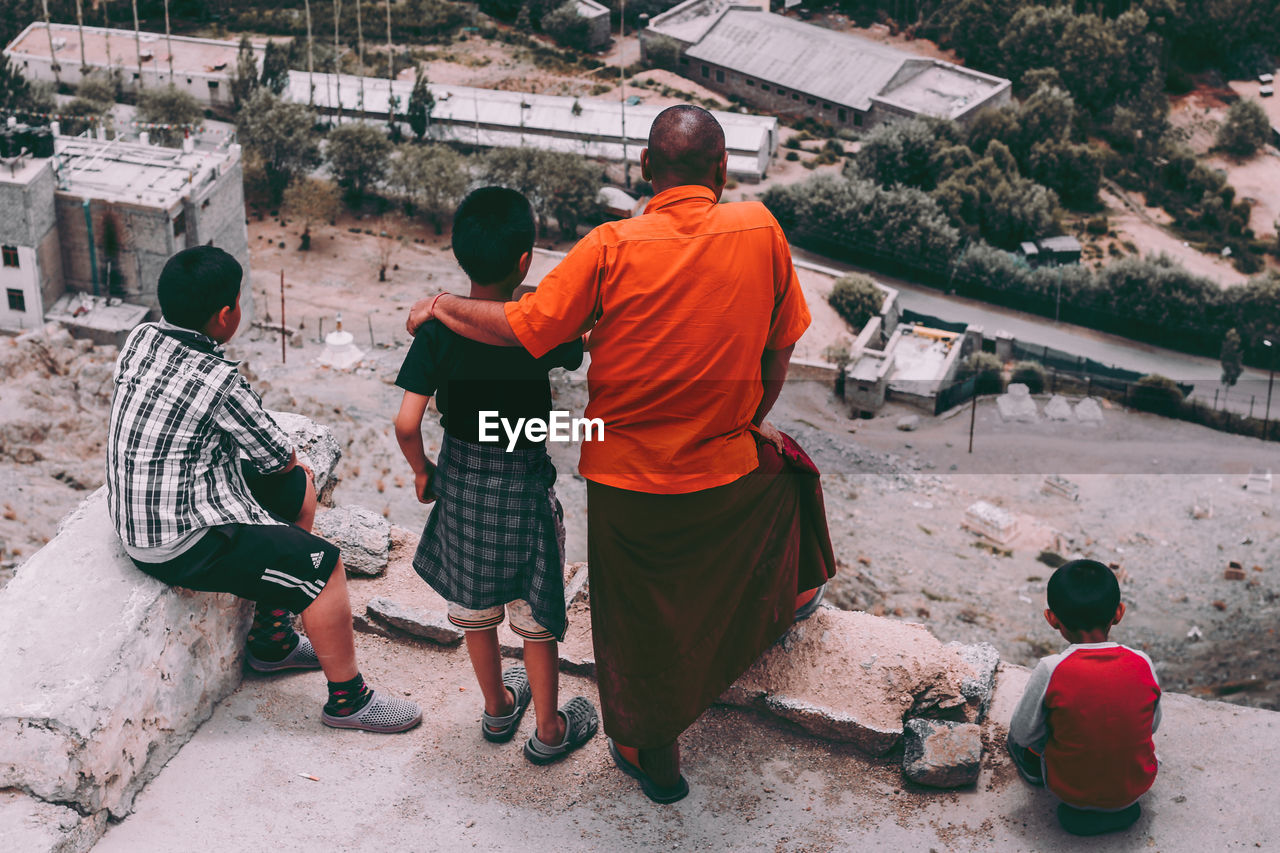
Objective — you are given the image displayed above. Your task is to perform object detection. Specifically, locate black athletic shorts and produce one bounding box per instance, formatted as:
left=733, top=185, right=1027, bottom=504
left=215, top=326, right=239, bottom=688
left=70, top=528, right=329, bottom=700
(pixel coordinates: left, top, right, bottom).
left=128, top=464, right=340, bottom=613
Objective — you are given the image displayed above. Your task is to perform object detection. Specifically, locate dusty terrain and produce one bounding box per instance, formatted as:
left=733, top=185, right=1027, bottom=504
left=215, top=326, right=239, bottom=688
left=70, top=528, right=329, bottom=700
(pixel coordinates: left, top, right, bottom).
left=3, top=217, right=1277, bottom=713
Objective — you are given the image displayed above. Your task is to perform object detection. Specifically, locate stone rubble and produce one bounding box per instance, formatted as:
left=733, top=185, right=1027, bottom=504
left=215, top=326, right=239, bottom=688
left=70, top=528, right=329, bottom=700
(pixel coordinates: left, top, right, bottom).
left=901, top=718, right=983, bottom=788
left=314, top=505, right=391, bottom=576
left=366, top=596, right=464, bottom=645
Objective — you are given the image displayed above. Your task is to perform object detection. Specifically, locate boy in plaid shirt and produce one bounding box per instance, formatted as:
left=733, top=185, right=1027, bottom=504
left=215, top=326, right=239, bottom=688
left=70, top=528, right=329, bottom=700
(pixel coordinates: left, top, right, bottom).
left=108, top=245, right=420, bottom=733
left=394, top=188, right=597, bottom=763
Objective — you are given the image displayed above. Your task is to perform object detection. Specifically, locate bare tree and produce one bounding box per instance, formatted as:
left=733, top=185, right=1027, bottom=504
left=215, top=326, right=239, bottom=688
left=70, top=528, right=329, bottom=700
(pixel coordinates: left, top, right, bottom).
left=372, top=214, right=405, bottom=281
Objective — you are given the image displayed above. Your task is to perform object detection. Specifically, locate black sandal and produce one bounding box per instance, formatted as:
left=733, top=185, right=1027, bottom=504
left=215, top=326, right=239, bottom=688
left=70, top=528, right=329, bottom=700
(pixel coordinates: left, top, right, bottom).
left=481, top=665, right=532, bottom=743
left=608, top=738, right=690, bottom=804
left=523, top=696, right=599, bottom=765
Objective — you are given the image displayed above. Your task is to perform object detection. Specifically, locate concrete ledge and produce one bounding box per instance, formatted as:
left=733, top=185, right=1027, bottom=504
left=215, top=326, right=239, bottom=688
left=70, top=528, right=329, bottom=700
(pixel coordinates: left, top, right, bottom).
left=0, top=790, right=105, bottom=853
left=0, top=414, right=339, bottom=824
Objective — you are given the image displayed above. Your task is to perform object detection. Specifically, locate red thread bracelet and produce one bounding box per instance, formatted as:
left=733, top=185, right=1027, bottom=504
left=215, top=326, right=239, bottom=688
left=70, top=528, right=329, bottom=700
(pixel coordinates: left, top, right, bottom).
left=429, top=292, right=446, bottom=318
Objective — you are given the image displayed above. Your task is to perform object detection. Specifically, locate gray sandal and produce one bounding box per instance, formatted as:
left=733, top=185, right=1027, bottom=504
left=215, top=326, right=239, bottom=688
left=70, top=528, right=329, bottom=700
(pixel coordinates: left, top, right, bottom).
left=523, top=696, right=599, bottom=765
left=321, top=690, right=422, bottom=733
left=246, top=636, right=321, bottom=673
left=482, top=665, right=532, bottom=743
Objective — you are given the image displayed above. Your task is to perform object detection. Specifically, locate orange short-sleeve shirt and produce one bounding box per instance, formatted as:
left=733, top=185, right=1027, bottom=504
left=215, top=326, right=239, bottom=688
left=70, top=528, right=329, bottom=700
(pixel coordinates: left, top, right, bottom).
left=505, top=185, right=810, bottom=494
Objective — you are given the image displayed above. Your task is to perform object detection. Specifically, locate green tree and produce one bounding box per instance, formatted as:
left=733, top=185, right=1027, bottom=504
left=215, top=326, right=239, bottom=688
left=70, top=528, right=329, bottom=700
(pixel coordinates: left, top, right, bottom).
left=60, top=74, right=118, bottom=136
left=1220, top=327, right=1244, bottom=401
left=479, top=148, right=602, bottom=239
left=325, top=122, right=393, bottom=200
left=282, top=178, right=341, bottom=250
left=1009, top=360, right=1047, bottom=393
left=943, top=0, right=1022, bottom=74
left=1027, top=139, right=1102, bottom=209
left=236, top=90, right=323, bottom=202
left=1216, top=99, right=1271, bottom=158
left=260, top=40, right=290, bottom=96
left=388, top=142, right=469, bottom=233
left=0, top=55, right=32, bottom=114
left=827, top=274, right=883, bottom=329
left=958, top=351, right=1005, bottom=395
left=543, top=2, right=591, bottom=51
left=232, top=36, right=259, bottom=110
left=136, top=86, right=203, bottom=147
left=406, top=68, right=435, bottom=141
left=1131, top=373, right=1185, bottom=416
left=644, top=35, right=681, bottom=70
left=933, top=141, right=1060, bottom=248
left=848, top=116, right=960, bottom=191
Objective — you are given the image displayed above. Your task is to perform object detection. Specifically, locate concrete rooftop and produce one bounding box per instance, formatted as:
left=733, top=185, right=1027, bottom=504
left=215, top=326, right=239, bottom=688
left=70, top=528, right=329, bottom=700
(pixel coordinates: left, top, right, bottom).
left=54, top=136, right=237, bottom=208
left=5, top=23, right=263, bottom=74
left=90, top=638, right=1280, bottom=852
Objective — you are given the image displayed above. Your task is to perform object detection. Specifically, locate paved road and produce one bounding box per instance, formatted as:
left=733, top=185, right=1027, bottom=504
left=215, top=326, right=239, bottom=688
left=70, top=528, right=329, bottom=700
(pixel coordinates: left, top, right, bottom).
left=793, top=248, right=1278, bottom=420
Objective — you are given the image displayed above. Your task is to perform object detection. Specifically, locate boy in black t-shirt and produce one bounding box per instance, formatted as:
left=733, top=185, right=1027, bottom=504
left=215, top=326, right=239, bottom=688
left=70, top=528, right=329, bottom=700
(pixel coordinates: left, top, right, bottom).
left=394, top=187, right=598, bottom=764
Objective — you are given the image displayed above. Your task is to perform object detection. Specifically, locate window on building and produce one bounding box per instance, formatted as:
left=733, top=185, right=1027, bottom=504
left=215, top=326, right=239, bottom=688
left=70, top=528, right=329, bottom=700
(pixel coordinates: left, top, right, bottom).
left=173, top=211, right=186, bottom=237
left=1, top=246, right=17, bottom=268
left=6, top=289, right=25, bottom=312
left=761, top=84, right=770, bottom=92
left=133, top=72, right=140, bottom=80
left=701, top=65, right=709, bottom=78
left=791, top=93, right=799, bottom=101
left=187, top=78, right=192, bottom=83
left=208, top=81, right=219, bottom=89
left=854, top=113, right=863, bottom=126
left=679, top=57, right=689, bottom=66
left=715, top=69, right=724, bottom=83
left=823, top=102, right=831, bottom=110
left=838, top=108, right=847, bottom=122
left=776, top=88, right=786, bottom=96
left=807, top=98, right=816, bottom=105
left=746, top=78, right=755, bottom=87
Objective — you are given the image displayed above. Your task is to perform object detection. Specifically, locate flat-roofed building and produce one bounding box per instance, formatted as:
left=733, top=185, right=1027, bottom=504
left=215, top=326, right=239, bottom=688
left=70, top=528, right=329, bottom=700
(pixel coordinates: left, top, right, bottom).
left=576, top=0, right=613, bottom=51
left=291, top=70, right=780, bottom=182
left=642, top=0, right=1011, bottom=130
left=4, top=22, right=264, bottom=112
left=0, top=133, right=250, bottom=335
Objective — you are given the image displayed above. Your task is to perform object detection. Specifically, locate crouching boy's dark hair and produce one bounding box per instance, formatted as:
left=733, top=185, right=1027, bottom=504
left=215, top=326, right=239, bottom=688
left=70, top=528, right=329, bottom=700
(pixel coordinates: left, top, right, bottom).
left=157, top=246, right=243, bottom=331
left=451, top=187, right=536, bottom=288
left=1047, top=559, right=1120, bottom=631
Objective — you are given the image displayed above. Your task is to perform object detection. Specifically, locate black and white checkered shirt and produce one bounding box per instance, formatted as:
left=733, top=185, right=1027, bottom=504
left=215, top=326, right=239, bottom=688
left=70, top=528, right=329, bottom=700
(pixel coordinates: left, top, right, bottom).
left=106, top=322, right=294, bottom=548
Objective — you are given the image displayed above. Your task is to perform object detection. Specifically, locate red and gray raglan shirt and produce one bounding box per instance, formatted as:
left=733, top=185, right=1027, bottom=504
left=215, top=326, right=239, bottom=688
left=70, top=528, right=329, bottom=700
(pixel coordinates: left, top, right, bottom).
left=1008, top=642, right=1162, bottom=810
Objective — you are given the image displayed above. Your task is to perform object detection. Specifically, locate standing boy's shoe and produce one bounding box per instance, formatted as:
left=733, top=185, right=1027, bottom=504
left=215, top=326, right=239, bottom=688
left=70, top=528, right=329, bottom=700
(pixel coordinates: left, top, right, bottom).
left=483, top=665, right=533, bottom=743
left=322, top=691, right=423, bottom=733
left=1057, top=802, right=1141, bottom=836
left=246, top=636, right=322, bottom=673
left=523, top=696, right=599, bottom=765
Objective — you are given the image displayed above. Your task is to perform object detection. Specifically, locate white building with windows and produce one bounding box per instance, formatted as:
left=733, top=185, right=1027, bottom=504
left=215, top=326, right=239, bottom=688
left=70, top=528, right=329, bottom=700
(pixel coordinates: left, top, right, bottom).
left=4, top=22, right=265, bottom=112
left=0, top=133, right=249, bottom=338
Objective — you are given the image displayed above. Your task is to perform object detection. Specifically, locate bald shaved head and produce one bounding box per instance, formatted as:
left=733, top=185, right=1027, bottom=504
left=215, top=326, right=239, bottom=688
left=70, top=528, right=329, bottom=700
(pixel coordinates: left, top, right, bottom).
left=643, top=105, right=727, bottom=192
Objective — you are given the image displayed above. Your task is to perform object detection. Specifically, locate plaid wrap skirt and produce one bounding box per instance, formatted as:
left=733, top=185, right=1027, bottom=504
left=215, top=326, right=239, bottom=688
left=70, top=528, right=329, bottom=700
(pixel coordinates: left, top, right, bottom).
left=412, top=433, right=568, bottom=640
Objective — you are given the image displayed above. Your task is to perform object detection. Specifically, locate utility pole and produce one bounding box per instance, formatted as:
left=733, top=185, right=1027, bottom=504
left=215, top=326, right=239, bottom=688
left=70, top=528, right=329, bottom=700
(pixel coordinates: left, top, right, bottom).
left=41, top=0, right=61, bottom=86
left=304, top=0, right=315, bottom=106
left=355, top=0, right=365, bottom=114
left=333, top=0, right=343, bottom=124
left=163, top=0, right=174, bottom=81
left=131, top=0, right=144, bottom=90
left=619, top=0, right=630, bottom=188
left=385, top=0, right=394, bottom=124
left=1264, top=338, right=1275, bottom=441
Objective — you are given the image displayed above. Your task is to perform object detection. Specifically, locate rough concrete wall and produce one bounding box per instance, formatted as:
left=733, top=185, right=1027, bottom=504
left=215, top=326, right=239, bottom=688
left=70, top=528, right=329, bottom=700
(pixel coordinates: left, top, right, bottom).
left=680, top=58, right=861, bottom=128
left=54, top=196, right=176, bottom=306
left=0, top=162, right=56, bottom=247
left=36, top=226, right=64, bottom=312
left=0, top=414, right=340, bottom=829
left=586, top=13, right=611, bottom=50
left=190, top=152, right=253, bottom=324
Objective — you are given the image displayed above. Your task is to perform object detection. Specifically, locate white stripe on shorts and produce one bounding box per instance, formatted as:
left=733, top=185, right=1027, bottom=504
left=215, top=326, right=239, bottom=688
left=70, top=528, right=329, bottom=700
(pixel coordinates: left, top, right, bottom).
left=262, top=569, right=322, bottom=598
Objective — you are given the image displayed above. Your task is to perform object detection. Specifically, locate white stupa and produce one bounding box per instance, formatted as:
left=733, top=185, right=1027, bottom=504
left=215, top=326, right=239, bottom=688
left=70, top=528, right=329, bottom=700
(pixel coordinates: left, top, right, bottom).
left=317, top=313, right=364, bottom=370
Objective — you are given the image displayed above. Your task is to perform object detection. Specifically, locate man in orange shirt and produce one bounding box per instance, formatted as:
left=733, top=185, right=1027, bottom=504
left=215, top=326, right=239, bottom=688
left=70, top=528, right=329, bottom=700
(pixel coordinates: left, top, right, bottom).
left=407, top=105, right=835, bottom=802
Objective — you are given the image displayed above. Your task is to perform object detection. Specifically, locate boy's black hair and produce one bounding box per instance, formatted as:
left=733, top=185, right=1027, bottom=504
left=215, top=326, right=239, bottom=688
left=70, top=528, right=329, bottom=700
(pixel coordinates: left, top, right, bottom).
left=451, top=187, right=535, bottom=288
left=1047, top=559, right=1121, bottom=632
left=157, top=246, right=242, bottom=331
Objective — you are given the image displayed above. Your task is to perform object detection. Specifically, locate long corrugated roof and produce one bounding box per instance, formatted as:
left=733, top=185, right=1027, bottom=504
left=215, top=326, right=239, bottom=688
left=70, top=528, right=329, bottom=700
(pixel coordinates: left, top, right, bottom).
left=685, top=10, right=907, bottom=110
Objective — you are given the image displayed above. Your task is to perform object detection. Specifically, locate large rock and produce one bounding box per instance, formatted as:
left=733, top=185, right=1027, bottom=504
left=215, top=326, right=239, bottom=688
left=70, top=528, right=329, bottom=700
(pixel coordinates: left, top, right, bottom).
left=1044, top=395, right=1075, bottom=421
left=948, top=641, right=1000, bottom=722
left=1074, top=397, right=1104, bottom=424
left=719, top=608, right=984, bottom=756
left=0, top=414, right=339, bottom=823
left=367, top=596, right=464, bottom=645
left=0, top=791, right=106, bottom=853
left=269, top=410, right=343, bottom=502
left=314, top=505, right=391, bottom=576
left=902, top=718, right=983, bottom=788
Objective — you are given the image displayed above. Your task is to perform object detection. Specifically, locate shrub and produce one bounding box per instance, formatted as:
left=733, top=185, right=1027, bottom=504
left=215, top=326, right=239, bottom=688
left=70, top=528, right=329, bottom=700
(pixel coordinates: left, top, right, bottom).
left=1217, top=99, right=1271, bottom=158
left=784, top=137, right=803, bottom=150
left=785, top=151, right=800, bottom=161
left=1086, top=215, right=1109, bottom=235
left=1130, top=374, right=1185, bottom=416
left=959, top=351, right=1005, bottom=395
left=827, top=274, right=883, bottom=329
left=1009, top=360, right=1047, bottom=394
